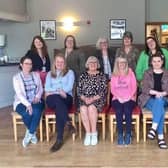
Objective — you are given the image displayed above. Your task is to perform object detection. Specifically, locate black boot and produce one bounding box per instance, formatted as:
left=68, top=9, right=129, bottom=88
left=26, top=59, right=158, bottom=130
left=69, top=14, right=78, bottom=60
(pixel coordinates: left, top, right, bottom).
left=50, top=140, right=63, bottom=152
left=66, top=121, right=76, bottom=134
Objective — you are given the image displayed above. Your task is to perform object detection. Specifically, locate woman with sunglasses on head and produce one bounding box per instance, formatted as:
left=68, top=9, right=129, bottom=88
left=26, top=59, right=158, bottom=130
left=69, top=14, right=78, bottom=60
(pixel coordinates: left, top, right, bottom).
left=13, top=55, right=44, bottom=148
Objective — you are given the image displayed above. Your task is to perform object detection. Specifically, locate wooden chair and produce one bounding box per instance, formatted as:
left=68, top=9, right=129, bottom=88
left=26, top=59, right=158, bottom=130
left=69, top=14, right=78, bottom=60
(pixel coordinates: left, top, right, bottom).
left=44, top=105, right=76, bottom=142
left=11, top=111, right=43, bottom=142
left=108, top=106, right=141, bottom=143
left=142, top=108, right=168, bottom=142
left=78, top=82, right=111, bottom=140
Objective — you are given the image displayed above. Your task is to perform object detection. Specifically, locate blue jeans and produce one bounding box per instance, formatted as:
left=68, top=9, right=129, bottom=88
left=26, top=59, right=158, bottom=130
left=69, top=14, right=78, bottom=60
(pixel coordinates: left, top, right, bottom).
left=111, top=99, right=136, bottom=135
left=16, top=101, right=44, bottom=134
left=145, top=97, right=168, bottom=134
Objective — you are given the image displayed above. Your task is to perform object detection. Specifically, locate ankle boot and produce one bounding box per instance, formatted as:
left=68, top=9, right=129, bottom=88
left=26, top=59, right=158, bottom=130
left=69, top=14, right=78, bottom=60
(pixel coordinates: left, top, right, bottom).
left=67, top=121, right=76, bottom=134
left=50, top=140, right=63, bottom=152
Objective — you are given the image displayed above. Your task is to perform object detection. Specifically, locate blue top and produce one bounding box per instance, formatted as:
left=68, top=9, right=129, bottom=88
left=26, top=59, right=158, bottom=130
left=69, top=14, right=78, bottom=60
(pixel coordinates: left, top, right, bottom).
left=45, top=69, right=75, bottom=96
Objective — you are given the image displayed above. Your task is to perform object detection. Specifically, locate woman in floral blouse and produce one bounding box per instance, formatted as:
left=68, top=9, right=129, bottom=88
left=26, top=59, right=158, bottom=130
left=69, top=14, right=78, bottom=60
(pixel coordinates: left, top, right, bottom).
left=77, top=56, right=108, bottom=146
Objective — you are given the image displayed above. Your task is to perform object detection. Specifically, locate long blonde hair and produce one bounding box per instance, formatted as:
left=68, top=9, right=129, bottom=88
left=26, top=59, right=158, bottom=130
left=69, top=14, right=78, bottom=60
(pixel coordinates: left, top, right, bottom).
left=51, top=53, right=68, bottom=78
left=112, top=57, right=129, bottom=76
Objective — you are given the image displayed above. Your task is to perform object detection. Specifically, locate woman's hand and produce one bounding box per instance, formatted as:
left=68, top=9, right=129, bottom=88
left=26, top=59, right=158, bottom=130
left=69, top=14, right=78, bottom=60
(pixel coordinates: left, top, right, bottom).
left=26, top=105, right=33, bottom=115
left=155, top=91, right=167, bottom=98
left=59, top=89, right=67, bottom=98
left=33, top=97, right=40, bottom=104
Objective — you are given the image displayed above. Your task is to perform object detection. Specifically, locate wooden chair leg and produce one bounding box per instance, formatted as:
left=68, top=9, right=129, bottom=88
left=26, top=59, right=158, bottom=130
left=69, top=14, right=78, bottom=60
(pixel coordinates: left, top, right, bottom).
left=13, top=116, right=17, bottom=142
left=102, top=115, right=105, bottom=140
left=110, top=116, right=114, bottom=143
left=78, top=113, right=82, bottom=139
left=39, top=118, right=43, bottom=142
left=143, top=117, right=147, bottom=142
left=45, top=116, right=49, bottom=142
left=164, top=124, right=167, bottom=133
left=136, top=116, right=140, bottom=143
left=52, top=122, right=55, bottom=133
left=71, top=114, right=76, bottom=141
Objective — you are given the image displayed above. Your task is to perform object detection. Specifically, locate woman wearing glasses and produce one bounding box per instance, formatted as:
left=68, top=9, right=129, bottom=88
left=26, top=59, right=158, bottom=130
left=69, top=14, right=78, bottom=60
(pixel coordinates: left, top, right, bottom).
left=13, top=55, right=44, bottom=148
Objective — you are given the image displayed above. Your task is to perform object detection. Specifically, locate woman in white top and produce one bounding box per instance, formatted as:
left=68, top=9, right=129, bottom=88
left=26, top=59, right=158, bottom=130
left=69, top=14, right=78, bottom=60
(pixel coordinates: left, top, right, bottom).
left=13, top=55, right=44, bottom=148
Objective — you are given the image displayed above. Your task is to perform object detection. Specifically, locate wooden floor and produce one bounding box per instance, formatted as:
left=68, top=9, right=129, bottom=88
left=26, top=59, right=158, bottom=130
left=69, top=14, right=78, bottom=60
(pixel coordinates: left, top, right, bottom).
left=1, top=107, right=168, bottom=168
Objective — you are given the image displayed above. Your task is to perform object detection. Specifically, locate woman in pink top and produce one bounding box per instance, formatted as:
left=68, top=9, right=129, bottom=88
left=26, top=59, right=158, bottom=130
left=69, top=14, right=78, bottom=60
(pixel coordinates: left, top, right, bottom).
left=111, top=56, right=137, bottom=145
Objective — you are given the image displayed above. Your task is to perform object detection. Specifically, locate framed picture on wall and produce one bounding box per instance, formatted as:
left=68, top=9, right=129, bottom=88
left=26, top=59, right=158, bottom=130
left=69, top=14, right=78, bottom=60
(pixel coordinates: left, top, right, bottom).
left=110, top=19, right=126, bottom=40
left=40, top=20, right=56, bottom=40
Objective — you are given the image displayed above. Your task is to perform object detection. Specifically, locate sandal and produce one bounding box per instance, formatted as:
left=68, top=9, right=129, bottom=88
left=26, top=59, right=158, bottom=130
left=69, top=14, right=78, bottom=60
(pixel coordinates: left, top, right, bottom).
left=158, top=139, right=168, bottom=149
left=147, top=128, right=156, bottom=140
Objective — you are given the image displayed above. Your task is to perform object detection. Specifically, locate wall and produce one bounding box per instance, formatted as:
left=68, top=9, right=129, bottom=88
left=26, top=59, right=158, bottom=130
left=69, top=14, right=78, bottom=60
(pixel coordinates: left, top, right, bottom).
left=0, top=66, right=18, bottom=108
left=0, top=0, right=27, bottom=21
left=0, top=0, right=26, bottom=15
left=146, top=0, right=168, bottom=22
left=0, top=0, right=145, bottom=62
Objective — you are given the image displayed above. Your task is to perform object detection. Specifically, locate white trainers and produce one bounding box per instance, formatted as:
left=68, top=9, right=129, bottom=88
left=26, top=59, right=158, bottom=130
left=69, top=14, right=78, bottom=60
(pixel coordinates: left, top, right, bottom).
left=22, top=132, right=33, bottom=148
left=84, top=133, right=91, bottom=146
left=91, top=132, right=98, bottom=146
left=30, top=132, right=38, bottom=144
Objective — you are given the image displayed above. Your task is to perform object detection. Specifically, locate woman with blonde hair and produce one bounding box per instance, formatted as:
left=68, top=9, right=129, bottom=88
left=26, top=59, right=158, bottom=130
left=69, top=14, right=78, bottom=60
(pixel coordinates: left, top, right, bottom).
left=111, top=57, right=137, bottom=145
left=77, top=56, right=108, bottom=146
left=45, top=53, right=75, bottom=152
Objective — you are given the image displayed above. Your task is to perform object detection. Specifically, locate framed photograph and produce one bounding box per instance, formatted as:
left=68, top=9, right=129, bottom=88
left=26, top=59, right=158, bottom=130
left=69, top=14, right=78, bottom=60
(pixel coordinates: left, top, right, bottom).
left=40, top=20, right=56, bottom=40
left=110, top=19, right=126, bottom=40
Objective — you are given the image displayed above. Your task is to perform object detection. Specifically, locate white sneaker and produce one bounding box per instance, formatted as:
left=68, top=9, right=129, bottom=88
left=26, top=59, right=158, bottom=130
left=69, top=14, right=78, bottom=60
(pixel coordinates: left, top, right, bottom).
left=22, top=133, right=32, bottom=148
left=30, top=132, right=38, bottom=144
left=91, top=132, right=98, bottom=146
left=84, top=133, right=91, bottom=146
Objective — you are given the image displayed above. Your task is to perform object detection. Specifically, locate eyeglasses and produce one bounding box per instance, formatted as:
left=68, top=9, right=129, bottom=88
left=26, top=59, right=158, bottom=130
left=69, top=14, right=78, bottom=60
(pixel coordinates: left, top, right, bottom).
left=100, top=41, right=107, bottom=44
left=118, top=61, right=126, bottom=64
left=89, top=61, right=97, bottom=64
left=23, top=63, right=32, bottom=65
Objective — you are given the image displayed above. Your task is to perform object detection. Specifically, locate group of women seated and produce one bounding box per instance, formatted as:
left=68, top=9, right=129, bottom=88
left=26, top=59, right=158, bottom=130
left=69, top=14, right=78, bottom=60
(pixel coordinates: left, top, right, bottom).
left=12, top=32, right=168, bottom=153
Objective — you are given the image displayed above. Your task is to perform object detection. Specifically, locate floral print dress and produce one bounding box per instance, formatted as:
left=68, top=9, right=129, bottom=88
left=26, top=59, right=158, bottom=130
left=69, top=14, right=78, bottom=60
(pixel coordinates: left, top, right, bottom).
left=77, top=71, right=108, bottom=112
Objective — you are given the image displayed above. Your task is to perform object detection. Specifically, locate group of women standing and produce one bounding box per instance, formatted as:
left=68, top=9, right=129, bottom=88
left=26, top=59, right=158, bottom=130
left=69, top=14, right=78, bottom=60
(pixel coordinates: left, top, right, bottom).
left=12, top=31, right=168, bottom=153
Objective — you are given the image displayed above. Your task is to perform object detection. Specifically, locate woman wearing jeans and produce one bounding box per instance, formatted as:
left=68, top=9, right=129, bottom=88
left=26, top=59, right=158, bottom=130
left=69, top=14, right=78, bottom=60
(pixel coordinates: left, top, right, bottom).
left=138, top=52, right=168, bottom=149
left=13, top=55, right=44, bottom=148
left=111, top=56, right=137, bottom=145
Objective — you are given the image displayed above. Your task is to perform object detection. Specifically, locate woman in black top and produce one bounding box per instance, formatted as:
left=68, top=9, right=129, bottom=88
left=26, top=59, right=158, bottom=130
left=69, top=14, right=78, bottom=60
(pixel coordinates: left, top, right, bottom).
left=26, top=35, right=50, bottom=85
left=138, top=53, right=168, bottom=149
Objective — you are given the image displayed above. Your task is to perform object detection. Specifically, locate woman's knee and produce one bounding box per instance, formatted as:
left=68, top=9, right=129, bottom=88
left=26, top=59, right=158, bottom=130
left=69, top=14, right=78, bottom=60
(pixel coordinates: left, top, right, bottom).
left=80, top=105, right=88, bottom=113
left=88, top=105, right=98, bottom=114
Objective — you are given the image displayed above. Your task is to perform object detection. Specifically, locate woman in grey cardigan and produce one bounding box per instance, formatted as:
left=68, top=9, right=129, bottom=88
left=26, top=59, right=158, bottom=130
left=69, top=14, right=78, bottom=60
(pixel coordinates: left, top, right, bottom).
left=59, top=35, right=86, bottom=81
left=138, top=52, right=168, bottom=149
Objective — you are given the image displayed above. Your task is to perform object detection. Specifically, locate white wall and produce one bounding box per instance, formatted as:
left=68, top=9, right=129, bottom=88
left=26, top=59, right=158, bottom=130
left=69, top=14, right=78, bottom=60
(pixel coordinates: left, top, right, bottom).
left=0, top=0, right=146, bottom=62
left=146, top=0, right=168, bottom=22
left=0, top=0, right=26, bottom=15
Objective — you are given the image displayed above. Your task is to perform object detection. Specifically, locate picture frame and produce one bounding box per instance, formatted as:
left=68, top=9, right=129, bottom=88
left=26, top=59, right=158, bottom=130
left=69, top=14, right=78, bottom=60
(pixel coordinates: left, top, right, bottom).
left=110, top=19, right=126, bottom=40
left=40, top=20, right=56, bottom=40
